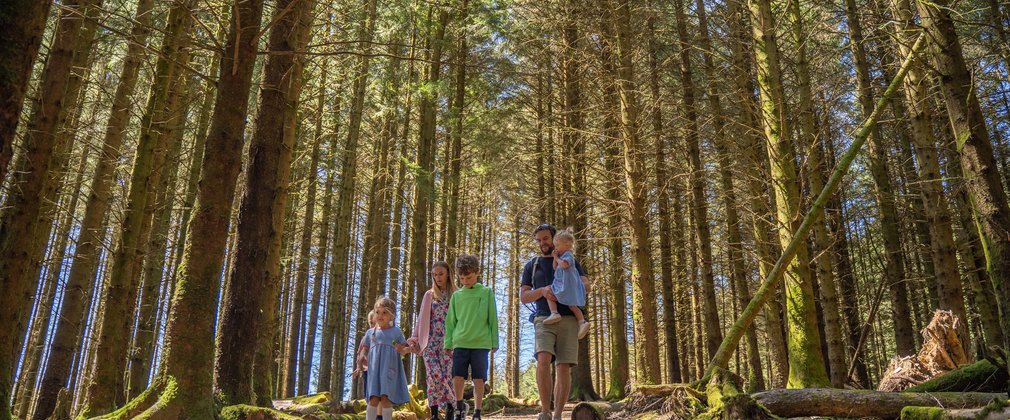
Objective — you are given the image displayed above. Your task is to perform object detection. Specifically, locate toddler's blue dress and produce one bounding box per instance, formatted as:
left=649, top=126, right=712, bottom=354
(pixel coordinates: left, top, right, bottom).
left=552, top=251, right=586, bottom=307
left=364, top=326, right=410, bottom=404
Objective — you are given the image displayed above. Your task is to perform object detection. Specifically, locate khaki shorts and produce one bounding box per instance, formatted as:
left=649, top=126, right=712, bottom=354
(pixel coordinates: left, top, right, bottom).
left=533, top=316, right=579, bottom=366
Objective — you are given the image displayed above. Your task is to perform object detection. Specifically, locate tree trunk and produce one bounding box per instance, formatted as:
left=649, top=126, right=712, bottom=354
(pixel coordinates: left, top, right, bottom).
left=754, top=389, right=1005, bottom=418
left=842, top=0, right=916, bottom=357
left=748, top=0, right=829, bottom=388
left=787, top=0, right=846, bottom=388
left=597, top=8, right=630, bottom=395
left=316, top=84, right=344, bottom=395
left=702, top=31, right=926, bottom=387
left=887, top=0, right=974, bottom=351
left=95, top=0, right=265, bottom=416
left=82, top=0, right=197, bottom=411
left=694, top=0, right=763, bottom=391
left=726, top=0, right=789, bottom=388
left=647, top=6, right=681, bottom=385
left=0, top=0, right=53, bottom=182
left=917, top=0, right=1010, bottom=377
left=407, top=1, right=449, bottom=398
left=671, top=0, right=723, bottom=361
left=0, top=1, right=101, bottom=415
left=29, top=1, right=157, bottom=416
left=212, top=0, right=312, bottom=407
left=609, top=0, right=661, bottom=386
left=299, top=67, right=331, bottom=397
left=286, top=99, right=324, bottom=398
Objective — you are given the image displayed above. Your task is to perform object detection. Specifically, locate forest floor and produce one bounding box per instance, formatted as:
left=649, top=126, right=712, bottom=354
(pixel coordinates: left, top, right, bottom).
left=271, top=399, right=576, bottom=419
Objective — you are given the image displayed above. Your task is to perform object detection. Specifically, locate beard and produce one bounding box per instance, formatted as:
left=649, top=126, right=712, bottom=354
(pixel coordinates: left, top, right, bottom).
left=540, top=244, right=554, bottom=255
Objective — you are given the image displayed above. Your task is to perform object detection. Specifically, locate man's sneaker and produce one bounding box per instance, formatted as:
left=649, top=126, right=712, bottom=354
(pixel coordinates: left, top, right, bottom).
left=578, top=321, right=591, bottom=339
left=536, top=412, right=552, bottom=420
left=543, top=313, right=562, bottom=324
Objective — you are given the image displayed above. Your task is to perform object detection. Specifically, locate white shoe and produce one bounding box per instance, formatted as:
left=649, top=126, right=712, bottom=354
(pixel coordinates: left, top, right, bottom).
left=578, top=321, right=591, bottom=339
left=543, top=313, right=562, bottom=324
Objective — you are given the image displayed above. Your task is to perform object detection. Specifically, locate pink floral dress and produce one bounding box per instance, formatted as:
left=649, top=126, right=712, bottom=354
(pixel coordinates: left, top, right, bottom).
left=423, top=296, right=455, bottom=406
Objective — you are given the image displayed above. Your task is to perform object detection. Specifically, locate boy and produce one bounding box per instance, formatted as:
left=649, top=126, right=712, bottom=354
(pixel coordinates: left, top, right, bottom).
left=445, top=254, right=499, bottom=420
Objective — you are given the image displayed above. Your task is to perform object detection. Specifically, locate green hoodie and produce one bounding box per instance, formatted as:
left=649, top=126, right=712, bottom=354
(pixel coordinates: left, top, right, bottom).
left=444, top=282, right=499, bottom=350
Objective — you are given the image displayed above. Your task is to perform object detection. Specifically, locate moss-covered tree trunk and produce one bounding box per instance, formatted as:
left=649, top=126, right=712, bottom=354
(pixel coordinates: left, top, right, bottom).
left=127, top=92, right=189, bottom=399
left=917, top=0, right=1010, bottom=382
left=406, top=0, right=448, bottom=396
left=748, top=0, right=829, bottom=388
left=29, top=2, right=156, bottom=417
left=93, top=0, right=265, bottom=416
left=317, top=89, right=345, bottom=396
left=0, top=0, right=52, bottom=182
left=842, top=0, right=916, bottom=357
left=672, top=0, right=723, bottom=362
left=726, top=0, right=789, bottom=388
left=81, top=2, right=192, bottom=410
left=786, top=0, right=846, bottom=388
left=213, top=0, right=312, bottom=407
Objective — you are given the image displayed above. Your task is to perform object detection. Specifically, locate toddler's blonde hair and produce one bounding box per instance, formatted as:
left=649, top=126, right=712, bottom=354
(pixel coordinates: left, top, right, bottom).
left=555, top=227, right=576, bottom=250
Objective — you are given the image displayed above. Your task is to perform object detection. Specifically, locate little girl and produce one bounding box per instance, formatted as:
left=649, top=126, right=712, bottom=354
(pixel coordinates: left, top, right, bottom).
left=544, top=228, right=591, bottom=339
left=406, top=261, right=457, bottom=420
left=352, top=310, right=377, bottom=392
left=359, top=296, right=411, bottom=420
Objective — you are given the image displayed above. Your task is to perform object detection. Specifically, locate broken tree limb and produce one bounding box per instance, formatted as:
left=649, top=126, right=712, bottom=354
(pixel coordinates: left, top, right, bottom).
left=699, top=33, right=927, bottom=386
left=752, top=389, right=1004, bottom=418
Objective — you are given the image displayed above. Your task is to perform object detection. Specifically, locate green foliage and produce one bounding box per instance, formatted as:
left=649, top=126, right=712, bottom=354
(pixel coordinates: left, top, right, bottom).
left=899, top=406, right=945, bottom=420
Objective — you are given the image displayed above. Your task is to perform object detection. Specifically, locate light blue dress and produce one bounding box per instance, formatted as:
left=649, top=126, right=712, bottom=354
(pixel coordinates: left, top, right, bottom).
left=364, top=326, right=410, bottom=404
left=552, top=251, right=586, bottom=307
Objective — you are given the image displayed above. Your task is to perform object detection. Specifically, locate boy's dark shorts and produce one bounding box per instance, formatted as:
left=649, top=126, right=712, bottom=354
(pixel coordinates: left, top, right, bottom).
left=451, top=348, right=490, bottom=380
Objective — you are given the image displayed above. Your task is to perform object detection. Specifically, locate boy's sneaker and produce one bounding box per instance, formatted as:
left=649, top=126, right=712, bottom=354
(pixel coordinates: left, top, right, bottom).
left=536, top=412, right=552, bottom=420
left=543, top=312, right=562, bottom=324
left=578, top=321, right=591, bottom=339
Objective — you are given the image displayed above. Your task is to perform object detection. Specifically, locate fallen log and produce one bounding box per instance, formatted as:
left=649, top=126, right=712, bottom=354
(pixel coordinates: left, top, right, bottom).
left=752, top=389, right=1004, bottom=418
left=571, top=402, right=610, bottom=420
left=905, top=359, right=1008, bottom=393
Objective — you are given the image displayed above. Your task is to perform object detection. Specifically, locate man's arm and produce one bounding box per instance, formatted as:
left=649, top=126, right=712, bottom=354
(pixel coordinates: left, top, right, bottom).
left=520, top=284, right=555, bottom=304
left=581, top=275, right=592, bottom=294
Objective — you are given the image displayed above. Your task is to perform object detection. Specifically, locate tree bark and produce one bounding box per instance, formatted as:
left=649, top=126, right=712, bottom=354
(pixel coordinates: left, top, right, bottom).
left=726, top=0, right=789, bottom=388
left=609, top=0, right=661, bottom=385
left=843, top=0, right=916, bottom=357
left=695, top=0, right=762, bottom=391
left=646, top=5, right=681, bottom=385
left=0, top=1, right=100, bottom=415
left=30, top=1, right=157, bottom=416
left=596, top=5, right=630, bottom=396
left=81, top=3, right=192, bottom=410
left=917, top=0, right=1010, bottom=379
left=787, top=0, right=846, bottom=388
left=0, top=0, right=53, bottom=182
left=748, top=0, right=829, bottom=388
left=754, top=389, right=1005, bottom=418
left=671, top=0, right=723, bottom=362
left=212, top=0, right=312, bottom=407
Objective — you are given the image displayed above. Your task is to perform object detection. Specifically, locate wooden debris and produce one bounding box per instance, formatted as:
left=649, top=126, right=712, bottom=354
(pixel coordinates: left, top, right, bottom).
left=879, top=310, right=970, bottom=392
